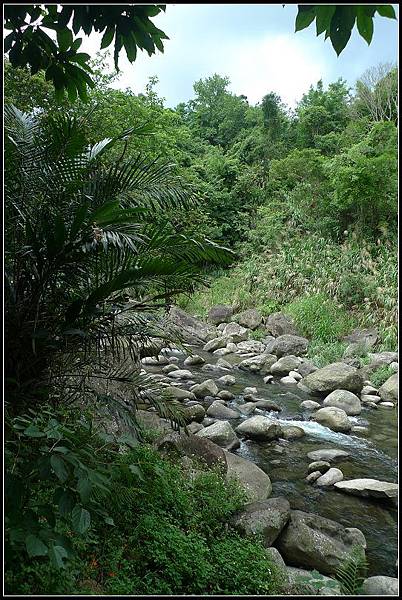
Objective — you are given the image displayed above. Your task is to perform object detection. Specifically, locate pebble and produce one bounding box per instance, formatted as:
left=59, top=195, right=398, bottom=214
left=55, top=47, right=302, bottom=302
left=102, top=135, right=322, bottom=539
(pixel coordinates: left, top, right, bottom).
left=306, top=471, right=321, bottom=483
left=378, top=402, right=395, bottom=408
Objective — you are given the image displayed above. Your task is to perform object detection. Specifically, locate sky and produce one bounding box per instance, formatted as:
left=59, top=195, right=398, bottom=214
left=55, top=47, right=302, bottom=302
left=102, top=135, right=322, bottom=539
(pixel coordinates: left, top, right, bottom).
left=80, top=4, right=399, bottom=109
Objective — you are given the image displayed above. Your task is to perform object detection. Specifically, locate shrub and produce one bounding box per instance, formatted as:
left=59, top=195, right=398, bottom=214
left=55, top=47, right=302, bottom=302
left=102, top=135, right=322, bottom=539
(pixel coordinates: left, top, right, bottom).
left=307, top=340, right=349, bottom=368
left=369, top=365, right=396, bottom=388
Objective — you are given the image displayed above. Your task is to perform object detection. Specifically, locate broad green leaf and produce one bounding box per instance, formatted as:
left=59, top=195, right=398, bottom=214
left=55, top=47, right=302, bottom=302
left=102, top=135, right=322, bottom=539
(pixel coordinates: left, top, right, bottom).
left=77, top=477, right=92, bottom=503
left=315, top=5, right=336, bottom=35
left=376, top=5, right=396, bottom=18
left=101, top=25, right=115, bottom=49
left=356, top=8, right=374, bottom=44
left=295, top=6, right=316, bottom=32
left=104, top=516, right=115, bottom=526
left=49, top=543, right=68, bottom=569
left=329, top=6, right=356, bottom=55
left=57, top=27, right=73, bottom=52
left=23, top=424, right=45, bottom=437
left=71, top=505, right=91, bottom=534
left=58, top=489, right=76, bottom=517
left=50, top=455, right=69, bottom=482
left=25, top=534, right=48, bottom=557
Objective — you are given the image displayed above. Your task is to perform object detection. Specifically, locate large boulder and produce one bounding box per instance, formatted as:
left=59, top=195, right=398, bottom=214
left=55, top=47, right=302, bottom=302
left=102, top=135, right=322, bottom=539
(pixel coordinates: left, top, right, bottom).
left=191, top=379, right=219, bottom=398
left=231, top=497, right=290, bottom=546
left=323, top=389, right=362, bottom=416
left=342, top=328, right=378, bottom=347
left=183, top=354, right=205, bottom=366
left=255, top=399, right=282, bottom=412
left=270, top=355, right=302, bottom=375
left=222, top=322, right=249, bottom=342
left=334, top=478, right=398, bottom=502
left=316, top=468, right=344, bottom=486
left=297, top=359, right=318, bottom=377
left=203, top=336, right=231, bottom=352
left=265, top=312, right=300, bottom=337
left=169, top=306, right=217, bottom=343
left=168, top=369, right=193, bottom=380
left=233, top=308, right=263, bottom=330
left=276, top=510, right=366, bottom=575
left=361, top=351, right=399, bottom=376
left=157, top=432, right=227, bottom=472
left=361, top=576, right=399, bottom=596
left=303, top=362, right=363, bottom=395
left=196, top=420, right=240, bottom=451
left=217, top=374, right=236, bottom=386
left=307, top=448, right=350, bottom=462
left=238, top=353, right=277, bottom=373
left=378, top=374, right=398, bottom=403
left=207, top=304, right=234, bottom=325
left=281, top=426, right=305, bottom=440
left=164, top=386, right=196, bottom=402
left=312, top=407, right=352, bottom=433
left=270, top=335, right=309, bottom=358
left=235, top=415, right=283, bottom=441
left=206, top=401, right=240, bottom=419
left=141, top=355, right=169, bottom=366
left=225, top=451, right=272, bottom=501
left=182, top=404, right=206, bottom=423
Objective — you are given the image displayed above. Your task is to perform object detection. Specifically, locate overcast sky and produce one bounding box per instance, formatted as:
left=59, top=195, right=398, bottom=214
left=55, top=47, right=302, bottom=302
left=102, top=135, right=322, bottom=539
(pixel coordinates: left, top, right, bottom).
left=81, top=4, right=399, bottom=109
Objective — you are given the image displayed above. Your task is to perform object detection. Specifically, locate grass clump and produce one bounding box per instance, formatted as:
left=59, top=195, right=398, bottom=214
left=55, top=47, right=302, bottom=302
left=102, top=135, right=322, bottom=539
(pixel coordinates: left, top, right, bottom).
left=369, top=365, right=396, bottom=387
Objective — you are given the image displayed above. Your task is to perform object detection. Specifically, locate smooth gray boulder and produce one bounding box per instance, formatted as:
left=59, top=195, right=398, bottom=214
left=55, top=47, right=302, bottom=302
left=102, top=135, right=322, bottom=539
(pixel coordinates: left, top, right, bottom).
left=232, top=497, right=290, bottom=546
left=334, top=478, right=398, bottom=502
left=312, top=406, right=352, bottom=433
left=255, top=399, right=282, bottom=412
left=196, top=420, right=240, bottom=451
left=183, top=354, right=205, bottom=366
left=243, top=386, right=258, bottom=395
left=264, top=548, right=289, bottom=585
left=361, top=576, right=398, bottom=596
left=343, top=328, right=378, bottom=347
left=157, top=432, right=227, bottom=472
left=222, top=322, right=249, bottom=342
left=182, top=404, right=206, bottom=423
left=316, top=468, right=344, bottom=486
left=236, top=415, right=282, bottom=441
left=233, top=308, right=263, bottom=330
left=303, top=362, right=363, bottom=395
left=271, top=335, right=309, bottom=358
left=378, top=373, right=398, bottom=403
left=207, top=304, right=233, bottom=325
left=216, top=357, right=233, bottom=370
left=169, top=306, right=217, bottom=343
left=276, top=510, right=366, bottom=575
left=280, top=376, right=298, bottom=385
left=323, top=389, right=362, bottom=416
left=280, top=425, right=305, bottom=439
left=301, top=400, right=321, bottom=410
left=168, top=369, right=193, bottom=380
left=191, top=379, right=219, bottom=398
left=163, top=364, right=179, bottom=373
left=238, top=353, right=276, bottom=373
left=306, top=471, right=322, bottom=483
left=141, top=355, right=169, bottom=366
left=203, top=336, right=231, bottom=352
left=237, top=402, right=257, bottom=416
left=308, top=461, right=331, bottom=474
left=265, top=312, right=300, bottom=337
left=307, top=449, right=350, bottom=462
left=270, top=355, right=302, bottom=375
left=237, top=340, right=266, bottom=354
left=217, top=390, right=235, bottom=401
left=225, top=450, right=272, bottom=501
left=361, top=394, right=381, bottom=404
left=297, top=359, right=318, bottom=377
left=164, top=386, right=196, bottom=402
left=217, top=374, right=236, bottom=386
left=206, top=401, right=240, bottom=419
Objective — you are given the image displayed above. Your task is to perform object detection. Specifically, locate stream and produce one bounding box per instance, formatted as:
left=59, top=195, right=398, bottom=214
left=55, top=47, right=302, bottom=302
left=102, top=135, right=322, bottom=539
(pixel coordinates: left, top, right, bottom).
left=152, top=345, right=398, bottom=578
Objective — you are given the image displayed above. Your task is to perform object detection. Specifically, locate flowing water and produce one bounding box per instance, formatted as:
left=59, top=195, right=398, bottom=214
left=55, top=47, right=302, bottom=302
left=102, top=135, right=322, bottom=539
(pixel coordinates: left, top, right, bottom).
left=156, top=347, right=398, bottom=577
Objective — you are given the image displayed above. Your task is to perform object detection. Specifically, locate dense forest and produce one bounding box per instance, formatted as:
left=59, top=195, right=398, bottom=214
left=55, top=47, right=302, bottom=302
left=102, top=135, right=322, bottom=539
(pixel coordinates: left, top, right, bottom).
left=4, top=4, right=398, bottom=596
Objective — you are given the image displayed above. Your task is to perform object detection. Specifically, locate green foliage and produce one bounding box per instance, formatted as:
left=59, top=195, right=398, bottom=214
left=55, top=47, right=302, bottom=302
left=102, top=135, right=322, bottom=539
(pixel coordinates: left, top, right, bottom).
left=284, top=294, right=354, bottom=343
left=4, top=5, right=168, bottom=102
left=307, top=340, right=348, bottom=368
left=295, top=5, right=396, bottom=55
left=295, top=569, right=339, bottom=594
left=335, top=545, right=368, bottom=594
left=369, top=365, right=396, bottom=388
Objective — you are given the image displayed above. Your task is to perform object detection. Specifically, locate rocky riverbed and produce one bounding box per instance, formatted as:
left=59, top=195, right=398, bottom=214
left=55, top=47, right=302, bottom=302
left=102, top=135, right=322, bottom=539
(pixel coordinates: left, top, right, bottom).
left=137, top=306, right=398, bottom=593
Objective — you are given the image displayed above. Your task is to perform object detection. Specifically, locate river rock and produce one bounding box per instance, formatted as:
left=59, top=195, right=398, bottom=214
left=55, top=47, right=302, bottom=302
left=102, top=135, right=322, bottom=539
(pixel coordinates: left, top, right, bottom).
left=361, top=576, right=399, bottom=596
left=217, top=374, right=236, bottom=386
left=316, top=468, right=344, bottom=486
left=312, top=407, right=352, bottom=433
left=343, top=328, right=378, bottom=347
left=334, top=478, right=398, bottom=502
left=303, top=362, right=363, bottom=395
left=378, top=373, right=398, bottom=403
left=207, top=304, right=233, bottom=325
left=237, top=340, right=266, bottom=354
left=276, top=510, right=366, bottom=575
left=168, top=369, right=193, bottom=380
left=225, top=451, right=272, bottom=501
left=243, top=386, right=258, bottom=395
left=215, top=357, right=233, bottom=370
left=255, top=399, right=282, bottom=412
left=263, top=375, right=274, bottom=383
left=203, top=336, right=230, bottom=352
left=163, top=364, right=179, bottom=373
left=297, top=359, right=318, bottom=377
left=206, top=401, right=240, bottom=419
left=289, top=370, right=302, bottom=381
left=323, top=389, right=362, bottom=416
left=301, top=400, right=321, bottom=410
left=390, top=361, right=398, bottom=372
left=238, top=353, right=276, bottom=373
left=361, top=384, right=379, bottom=395
left=270, top=355, right=302, bottom=375
left=141, top=354, right=170, bottom=366
left=307, top=449, right=350, bottom=462
left=264, top=548, right=289, bottom=584
left=238, top=402, right=257, bottom=415
left=164, top=386, right=196, bottom=402
left=231, top=497, right=290, bottom=546
left=364, top=351, right=399, bottom=374
left=157, top=432, right=227, bottom=472
left=183, top=354, right=205, bottom=366
left=217, top=390, right=235, bottom=401
left=270, top=335, right=309, bottom=358
left=286, top=567, right=341, bottom=595
left=306, top=471, right=321, bottom=483
left=202, top=417, right=215, bottom=427
left=280, top=425, right=305, bottom=439
left=169, top=306, right=217, bottom=343
left=222, top=322, right=249, bottom=342
left=265, top=312, right=300, bottom=337
left=182, top=404, right=206, bottom=423
left=361, top=394, right=381, bottom=404
left=236, top=415, right=282, bottom=441
left=280, top=376, right=298, bottom=385
left=379, top=401, right=395, bottom=407
left=308, top=461, right=331, bottom=474
left=196, top=420, right=240, bottom=451
left=233, top=308, right=263, bottom=330
left=191, top=379, right=218, bottom=398
left=187, top=422, right=204, bottom=434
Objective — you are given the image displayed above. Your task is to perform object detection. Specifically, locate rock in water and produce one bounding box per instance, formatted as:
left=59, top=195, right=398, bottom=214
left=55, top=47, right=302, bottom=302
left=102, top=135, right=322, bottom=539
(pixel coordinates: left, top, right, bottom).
left=276, top=510, right=366, bottom=575
left=312, top=406, right=352, bottom=433
left=378, top=373, right=398, bottom=403
left=361, top=576, right=399, bottom=596
left=206, top=401, right=240, bottom=419
left=231, top=497, right=290, bottom=546
left=183, top=354, right=205, bottom=366
left=235, top=415, right=282, bottom=441
left=196, top=420, right=240, bottom=451
left=303, top=362, right=363, bottom=395
left=316, top=468, right=344, bottom=486
left=307, top=449, right=350, bottom=462
left=225, top=451, right=272, bottom=501
left=270, top=355, right=302, bottom=375
left=191, top=379, right=219, bottom=398
left=334, top=478, right=398, bottom=502
left=323, top=389, right=362, bottom=416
